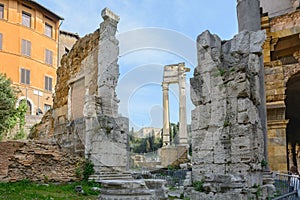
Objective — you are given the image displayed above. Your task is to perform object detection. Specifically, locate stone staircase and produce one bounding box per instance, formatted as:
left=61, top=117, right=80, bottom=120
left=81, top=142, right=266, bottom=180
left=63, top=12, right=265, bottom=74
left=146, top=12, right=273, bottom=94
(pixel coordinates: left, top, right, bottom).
left=89, top=166, right=133, bottom=182
left=89, top=171, right=133, bottom=182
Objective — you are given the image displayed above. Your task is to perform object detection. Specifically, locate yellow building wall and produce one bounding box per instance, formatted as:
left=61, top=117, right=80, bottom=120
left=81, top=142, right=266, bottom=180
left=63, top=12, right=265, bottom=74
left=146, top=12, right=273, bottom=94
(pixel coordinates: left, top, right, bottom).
left=0, top=0, right=61, bottom=115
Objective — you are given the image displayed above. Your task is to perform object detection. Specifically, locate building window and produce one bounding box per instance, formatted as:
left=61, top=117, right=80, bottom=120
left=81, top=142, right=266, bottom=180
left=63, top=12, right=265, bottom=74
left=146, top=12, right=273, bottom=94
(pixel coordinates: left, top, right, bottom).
left=22, top=11, right=31, bottom=27
left=0, top=4, right=4, bottom=19
left=45, top=49, right=53, bottom=65
left=21, top=39, right=31, bottom=56
left=45, top=23, right=52, bottom=38
left=44, top=104, right=51, bottom=113
left=0, top=33, right=2, bottom=50
left=45, top=76, right=52, bottom=91
left=20, top=99, right=32, bottom=115
left=21, top=68, right=30, bottom=85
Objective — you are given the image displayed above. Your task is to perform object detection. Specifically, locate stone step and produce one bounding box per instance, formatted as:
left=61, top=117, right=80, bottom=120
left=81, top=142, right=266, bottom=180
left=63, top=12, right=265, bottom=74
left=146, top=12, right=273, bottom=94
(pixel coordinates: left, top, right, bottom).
left=89, top=172, right=133, bottom=182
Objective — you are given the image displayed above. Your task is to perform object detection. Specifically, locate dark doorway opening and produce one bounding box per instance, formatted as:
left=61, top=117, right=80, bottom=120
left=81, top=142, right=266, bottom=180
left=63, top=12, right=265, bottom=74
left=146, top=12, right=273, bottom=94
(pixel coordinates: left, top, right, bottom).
left=286, top=72, right=300, bottom=169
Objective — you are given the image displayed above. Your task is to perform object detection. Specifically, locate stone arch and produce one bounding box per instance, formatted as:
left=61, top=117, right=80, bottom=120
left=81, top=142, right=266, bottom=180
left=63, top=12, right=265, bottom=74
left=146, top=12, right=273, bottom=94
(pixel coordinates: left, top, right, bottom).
left=17, top=97, right=34, bottom=115
left=283, top=64, right=300, bottom=84
left=285, top=71, right=300, bottom=168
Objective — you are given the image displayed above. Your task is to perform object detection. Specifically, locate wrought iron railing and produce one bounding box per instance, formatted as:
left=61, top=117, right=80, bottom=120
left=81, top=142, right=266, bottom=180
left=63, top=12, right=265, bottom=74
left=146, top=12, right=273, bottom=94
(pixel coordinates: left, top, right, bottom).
left=132, top=169, right=189, bottom=187
left=273, top=173, right=300, bottom=200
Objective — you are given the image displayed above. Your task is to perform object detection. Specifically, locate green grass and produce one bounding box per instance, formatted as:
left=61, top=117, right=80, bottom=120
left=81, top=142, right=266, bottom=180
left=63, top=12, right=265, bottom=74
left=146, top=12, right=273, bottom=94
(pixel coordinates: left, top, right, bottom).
left=0, top=180, right=101, bottom=200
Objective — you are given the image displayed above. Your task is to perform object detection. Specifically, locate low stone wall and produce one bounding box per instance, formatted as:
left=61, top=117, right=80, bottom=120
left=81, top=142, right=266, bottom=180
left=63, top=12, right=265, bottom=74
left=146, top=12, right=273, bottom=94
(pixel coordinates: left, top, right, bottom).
left=159, top=146, right=189, bottom=168
left=0, top=140, right=83, bottom=182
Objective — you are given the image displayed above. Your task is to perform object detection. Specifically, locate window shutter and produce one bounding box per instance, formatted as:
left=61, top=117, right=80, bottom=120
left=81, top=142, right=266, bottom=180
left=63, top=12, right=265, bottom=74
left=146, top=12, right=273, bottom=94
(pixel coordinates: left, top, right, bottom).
left=0, top=33, right=2, bottom=50
left=26, top=70, right=30, bottom=85
left=45, top=49, right=53, bottom=65
left=49, top=77, right=52, bottom=91
left=0, top=5, right=3, bottom=19
left=21, top=68, right=25, bottom=83
left=21, top=39, right=25, bottom=55
left=45, top=23, right=52, bottom=38
left=27, top=41, right=31, bottom=57
left=22, top=12, right=31, bottom=27
left=44, top=76, right=47, bottom=90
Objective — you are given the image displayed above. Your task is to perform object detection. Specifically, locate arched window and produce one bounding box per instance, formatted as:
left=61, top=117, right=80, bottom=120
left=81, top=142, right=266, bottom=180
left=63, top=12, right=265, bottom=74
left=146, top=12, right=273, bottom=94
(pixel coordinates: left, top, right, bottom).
left=18, top=98, right=33, bottom=115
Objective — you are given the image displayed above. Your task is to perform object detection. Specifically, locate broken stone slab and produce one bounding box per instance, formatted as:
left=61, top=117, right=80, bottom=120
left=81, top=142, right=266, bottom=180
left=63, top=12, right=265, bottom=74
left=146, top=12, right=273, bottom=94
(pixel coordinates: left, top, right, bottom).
left=144, top=179, right=168, bottom=200
left=99, top=179, right=168, bottom=200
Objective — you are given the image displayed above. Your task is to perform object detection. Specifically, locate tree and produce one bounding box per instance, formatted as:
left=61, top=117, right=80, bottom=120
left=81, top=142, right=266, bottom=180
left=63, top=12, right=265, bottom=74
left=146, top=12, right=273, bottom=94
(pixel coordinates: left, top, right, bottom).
left=0, top=74, right=27, bottom=137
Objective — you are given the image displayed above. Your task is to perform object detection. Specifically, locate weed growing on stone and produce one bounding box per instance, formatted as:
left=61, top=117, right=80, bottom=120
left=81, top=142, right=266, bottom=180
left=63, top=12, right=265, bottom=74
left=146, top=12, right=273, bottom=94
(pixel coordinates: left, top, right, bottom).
left=193, top=180, right=204, bottom=192
left=261, top=159, right=268, bottom=168
left=223, top=120, right=231, bottom=127
left=83, top=159, right=95, bottom=181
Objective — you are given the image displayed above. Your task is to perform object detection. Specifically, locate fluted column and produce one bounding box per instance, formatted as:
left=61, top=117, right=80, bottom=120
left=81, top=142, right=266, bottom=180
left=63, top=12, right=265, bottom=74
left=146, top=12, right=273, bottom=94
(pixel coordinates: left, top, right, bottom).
left=178, top=64, right=188, bottom=145
left=162, top=82, right=170, bottom=146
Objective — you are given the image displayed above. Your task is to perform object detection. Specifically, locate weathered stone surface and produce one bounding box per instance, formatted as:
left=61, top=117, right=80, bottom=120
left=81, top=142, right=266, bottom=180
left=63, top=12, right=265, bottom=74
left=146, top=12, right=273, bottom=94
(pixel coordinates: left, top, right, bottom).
left=190, top=29, right=270, bottom=197
left=29, top=8, right=129, bottom=180
left=261, top=8, right=300, bottom=171
left=162, top=63, right=189, bottom=146
left=99, top=180, right=156, bottom=200
left=159, top=146, right=189, bottom=168
left=144, top=179, right=168, bottom=200
left=237, top=0, right=261, bottom=32
left=0, top=141, right=83, bottom=182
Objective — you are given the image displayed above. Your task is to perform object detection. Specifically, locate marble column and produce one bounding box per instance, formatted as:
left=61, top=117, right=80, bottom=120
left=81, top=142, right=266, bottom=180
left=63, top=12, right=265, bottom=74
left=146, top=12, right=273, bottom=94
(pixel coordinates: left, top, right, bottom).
left=178, top=64, right=188, bottom=145
left=162, top=82, right=170, bottom=146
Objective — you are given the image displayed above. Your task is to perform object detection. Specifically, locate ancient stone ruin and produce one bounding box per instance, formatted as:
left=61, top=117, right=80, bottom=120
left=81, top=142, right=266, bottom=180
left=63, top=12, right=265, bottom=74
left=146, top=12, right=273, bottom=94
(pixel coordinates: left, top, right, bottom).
left=26, top=8, right=169, bottom=199
left=162, top=63, right=190, bottom=146
left=0, top=140, right=83, bottom=182
left=0, top=1, right=281, bottom=199
left=30, top=7, right=129, bottom=180
left=190, top=28, right=272, bottom=199
left=188, top=1, right=275, bottom=199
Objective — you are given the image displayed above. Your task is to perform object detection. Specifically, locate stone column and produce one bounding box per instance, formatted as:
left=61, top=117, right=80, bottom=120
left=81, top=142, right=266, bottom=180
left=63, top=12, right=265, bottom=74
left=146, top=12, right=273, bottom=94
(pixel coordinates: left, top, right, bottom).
left=162, top=82, right=170, bottom=146
left=178, top=64, right=188, bottom=145
left=98, top=8, right=120, bottom=118
left=237, top=0, right=261, bottom=32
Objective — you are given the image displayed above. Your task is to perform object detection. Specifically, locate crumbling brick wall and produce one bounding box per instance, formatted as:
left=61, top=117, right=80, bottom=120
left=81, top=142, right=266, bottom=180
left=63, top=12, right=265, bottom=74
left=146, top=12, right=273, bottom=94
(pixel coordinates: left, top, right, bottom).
left=0, top=140, right=83, bottom=182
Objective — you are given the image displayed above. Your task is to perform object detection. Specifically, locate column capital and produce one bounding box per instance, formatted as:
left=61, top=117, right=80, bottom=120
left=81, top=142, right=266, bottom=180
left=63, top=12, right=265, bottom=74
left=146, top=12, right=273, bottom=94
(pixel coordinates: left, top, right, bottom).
left=162, top=82, right=169, bottom=90
left=101, top=7, right=120, bottom=22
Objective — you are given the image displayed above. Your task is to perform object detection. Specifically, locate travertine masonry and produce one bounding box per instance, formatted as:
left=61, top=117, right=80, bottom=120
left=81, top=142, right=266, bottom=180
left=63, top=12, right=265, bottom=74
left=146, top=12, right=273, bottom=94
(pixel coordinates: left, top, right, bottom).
left=30, top=8, right=128, bottom=179
left=190, top=29, right=273, bottom=199
left=262, top=9, right=300, bottom=170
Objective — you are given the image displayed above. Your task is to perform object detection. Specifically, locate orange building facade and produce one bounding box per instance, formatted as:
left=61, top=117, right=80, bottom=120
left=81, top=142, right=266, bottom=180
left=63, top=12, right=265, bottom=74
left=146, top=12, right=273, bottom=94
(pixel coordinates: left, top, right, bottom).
left=0, top=0, right=62, bottom=117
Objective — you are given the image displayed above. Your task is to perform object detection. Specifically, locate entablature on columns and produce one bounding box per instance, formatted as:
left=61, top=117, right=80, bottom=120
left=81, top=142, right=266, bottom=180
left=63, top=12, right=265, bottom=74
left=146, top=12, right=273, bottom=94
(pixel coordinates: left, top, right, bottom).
left=163, top=63, right=190, bottom=84
left=262, top=10, right=300, bottom=65
left=267, top=119, right=289, bottom=130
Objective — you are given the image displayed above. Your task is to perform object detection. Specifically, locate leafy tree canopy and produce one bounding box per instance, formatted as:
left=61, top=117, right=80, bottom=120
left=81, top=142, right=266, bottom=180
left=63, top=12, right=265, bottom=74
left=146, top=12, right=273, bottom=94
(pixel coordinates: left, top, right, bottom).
left=0, top=73, right=27, bottom=136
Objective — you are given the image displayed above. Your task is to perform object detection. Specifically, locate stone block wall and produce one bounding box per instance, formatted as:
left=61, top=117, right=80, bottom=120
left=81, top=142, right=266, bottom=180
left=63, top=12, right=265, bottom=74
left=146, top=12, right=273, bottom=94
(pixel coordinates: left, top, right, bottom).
left=0, top=141, right=83, bottom=182
left=29, top=8, right=129, bottom=178
left=159, top=146, right=189, bottom=168
left=269, top=10, right=300, bottom=32
left=262, top=9, right=300, bottom=171
left=190, top=30, right=270, bottom=198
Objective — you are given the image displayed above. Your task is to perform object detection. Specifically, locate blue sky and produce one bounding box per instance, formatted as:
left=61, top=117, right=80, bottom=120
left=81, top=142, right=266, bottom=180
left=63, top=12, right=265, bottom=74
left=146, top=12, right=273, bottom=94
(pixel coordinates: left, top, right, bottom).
left=37, top=0, right=238, bottom=130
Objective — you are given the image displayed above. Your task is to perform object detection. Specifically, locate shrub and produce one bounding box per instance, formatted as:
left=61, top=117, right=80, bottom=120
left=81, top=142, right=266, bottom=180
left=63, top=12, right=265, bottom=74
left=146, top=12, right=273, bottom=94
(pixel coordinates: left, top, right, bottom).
left=83, top=159, right=95, bottom=181
left=193, top=180, right=204, bottom=192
